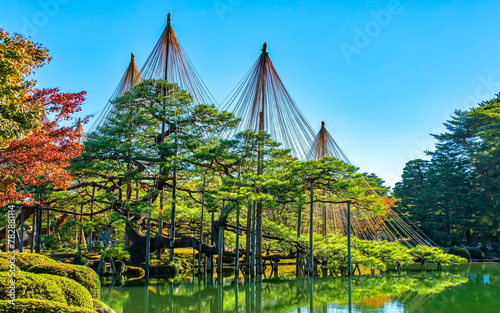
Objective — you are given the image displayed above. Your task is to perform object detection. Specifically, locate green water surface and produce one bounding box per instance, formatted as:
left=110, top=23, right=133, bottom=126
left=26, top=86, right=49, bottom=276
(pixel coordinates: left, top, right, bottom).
left=102, top=263, right=500, bottom=312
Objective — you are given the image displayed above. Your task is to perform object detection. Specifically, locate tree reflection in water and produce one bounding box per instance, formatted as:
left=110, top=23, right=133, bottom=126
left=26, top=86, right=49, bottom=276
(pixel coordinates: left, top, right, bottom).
left=102, top=263, right=500, bottom=313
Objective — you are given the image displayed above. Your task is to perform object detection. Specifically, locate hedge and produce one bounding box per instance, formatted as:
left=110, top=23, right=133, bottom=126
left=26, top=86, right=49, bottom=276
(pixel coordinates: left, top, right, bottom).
left=0, top=253, right=58, bottom=271
left=448, top=247, right=471, bottom=260
left=27, top=263, right=101, bottom=298
left=468, top=248, right=484, bottom=259
left=0, top=299, right=96, bottom=313
left=39, top=274, right=93, bottom=309
left=0, top=272, right=66, bottom=304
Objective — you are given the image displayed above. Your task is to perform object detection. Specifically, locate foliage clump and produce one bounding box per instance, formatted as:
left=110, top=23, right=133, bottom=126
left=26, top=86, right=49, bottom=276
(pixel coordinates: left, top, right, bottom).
left=27, top=263, right=101, bottom=298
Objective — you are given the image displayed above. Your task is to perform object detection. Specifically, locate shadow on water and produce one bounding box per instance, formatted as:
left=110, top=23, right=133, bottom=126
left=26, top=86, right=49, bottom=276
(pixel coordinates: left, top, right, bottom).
left=102, top=263, right=500, bottom=313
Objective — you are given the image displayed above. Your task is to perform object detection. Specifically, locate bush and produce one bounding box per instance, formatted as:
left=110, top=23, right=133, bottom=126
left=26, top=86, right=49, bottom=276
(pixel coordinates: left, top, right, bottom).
left=114, top=260, right=126, bottom=275
left=93, top=299, right=116, bottom=313
left=27, top=263, right=101, bottom=298
left=39, top=274, right=93, bottom=309
left=448, top=247, right=471, bottom=260
left=468, top=248, right=484, bottom=259
left=0, top=299, right=95, bottom=312
left=0, top=272, right=66, bottom=304
left=42, top=234, right=61, bottom=250
left=479, top=246, right=489, bottom=253
left=0, top=258, right=19, bottom=272
left=0, top=253, right=58, bottom=270
left=103, top=244, right=130, bottom=261
left=72, top=254, right=89, bottom=266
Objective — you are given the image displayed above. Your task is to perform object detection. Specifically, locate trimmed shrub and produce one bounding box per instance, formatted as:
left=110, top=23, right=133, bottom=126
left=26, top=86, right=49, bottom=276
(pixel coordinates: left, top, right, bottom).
left=27, top=263, right=101, bottom=298
left=0, top=265, right=20, bottom=273
left=0, top=272, right=66, bottom=304
left=468, top=248, right=484, bottom=259
left=0, top=258, right=19, bottom=272
left=72, top=254, right=89, bottom=266
left=448, top=247, right=471, bottom=260
left=39, top=274, right=93, bottom=309
left=0, top=253, right=58, bottom=270
left=0, top=299, right=95, bottom=313
left=93, top=299, right=116, bottom=313
left=114, top=260, right=126, bottom=275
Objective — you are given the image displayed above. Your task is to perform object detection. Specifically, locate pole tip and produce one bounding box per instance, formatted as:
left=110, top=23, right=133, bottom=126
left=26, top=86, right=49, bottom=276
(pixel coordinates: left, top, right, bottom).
left=321, top=121, right=325, bottom=127
left=262, top=42, right=267, bottom=53
left=167, top=13, right=171, bottom=25
left=131, top=52, right=135, bottom=61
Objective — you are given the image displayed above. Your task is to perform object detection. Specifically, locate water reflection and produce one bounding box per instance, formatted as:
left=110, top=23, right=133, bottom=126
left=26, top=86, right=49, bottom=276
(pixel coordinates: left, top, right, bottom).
left=102, top=263, right=500, bottom=313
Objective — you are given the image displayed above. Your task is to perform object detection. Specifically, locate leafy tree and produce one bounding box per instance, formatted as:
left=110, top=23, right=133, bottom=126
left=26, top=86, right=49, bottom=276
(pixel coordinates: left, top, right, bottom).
left=0, top=30, right=50, bottom=144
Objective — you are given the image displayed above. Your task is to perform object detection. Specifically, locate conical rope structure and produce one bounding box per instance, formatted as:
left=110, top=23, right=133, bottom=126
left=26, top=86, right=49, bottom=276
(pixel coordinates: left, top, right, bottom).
left=90, top=13, right=216, bottom=134
left=308, top=121, right=353, bottom=164
left=309, top=121, right=435, bottom=246
left=139, top=13, right=216, bottom=105
left=222, top=43, right=327, bottom=160
left=88, top=53, right=142, bottom=134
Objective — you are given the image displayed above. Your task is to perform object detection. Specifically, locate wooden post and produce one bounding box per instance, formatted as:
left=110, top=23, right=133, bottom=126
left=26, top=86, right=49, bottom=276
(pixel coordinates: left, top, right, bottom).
left=235, top=203, right=240, bottom=277
left=145, top=214, right=152, bottom=276
left=250, top=202, right=256, bottom=277
left=30, top=211, right=35, bottom=253
left=296, top=206, right=302, bottom=275
left=35, top=208, right=42, bottom=253
left=19, top=208, right=24, bottom=253
left=245, top=202, right=252, bottom=275
left=323, top=205, right=327, bottom=238
left=308, top=181, right=314, bottom=275
left=157, top=187, right=163, bottom=259
left=46, top=209, right=50, bottom=235
left=90, top=186, right=95, bottom=245
left=347, top=202, right=352, bottom=276
left=96, top=227, right=114, bottom=274
left=217, top=226, right=224, bottom=275
left=198, top=179, right=205, bottom=274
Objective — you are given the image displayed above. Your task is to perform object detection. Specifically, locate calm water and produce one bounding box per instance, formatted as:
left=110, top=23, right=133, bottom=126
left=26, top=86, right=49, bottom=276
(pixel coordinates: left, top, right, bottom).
left=102, top=263, right=500, bottom=313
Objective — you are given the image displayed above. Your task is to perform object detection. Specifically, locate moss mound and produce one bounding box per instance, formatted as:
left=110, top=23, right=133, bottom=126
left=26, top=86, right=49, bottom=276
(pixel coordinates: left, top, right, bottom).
left=27, top=263, right=101, bottom=298
left=39, top=274, right=93, bottom=309
left=0, top=299, right=95, bottom=312
left=0, top=272, right=66, bottom=304
left=0, top=253, right=58, bottom=271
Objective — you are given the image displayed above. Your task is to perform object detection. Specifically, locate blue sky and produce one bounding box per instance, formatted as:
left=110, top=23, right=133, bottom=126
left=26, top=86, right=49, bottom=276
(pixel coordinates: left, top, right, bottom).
left=2, top=0, right=499, bottom=186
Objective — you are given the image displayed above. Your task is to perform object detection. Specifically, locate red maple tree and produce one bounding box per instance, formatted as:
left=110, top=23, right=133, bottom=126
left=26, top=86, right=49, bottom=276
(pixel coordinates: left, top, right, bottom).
left=0, top=88, right=86, bottom=207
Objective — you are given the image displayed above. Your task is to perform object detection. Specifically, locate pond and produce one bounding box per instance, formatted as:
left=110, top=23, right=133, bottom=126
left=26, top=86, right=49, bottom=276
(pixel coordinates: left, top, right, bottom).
left=101, top=263, right=500, bottom=313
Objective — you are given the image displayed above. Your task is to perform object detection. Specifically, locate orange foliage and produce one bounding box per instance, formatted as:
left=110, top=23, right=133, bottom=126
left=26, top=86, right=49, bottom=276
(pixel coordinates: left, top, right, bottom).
left=382, top=196, right=398, bottom=208
left=0, top=88, right=86, bottom=207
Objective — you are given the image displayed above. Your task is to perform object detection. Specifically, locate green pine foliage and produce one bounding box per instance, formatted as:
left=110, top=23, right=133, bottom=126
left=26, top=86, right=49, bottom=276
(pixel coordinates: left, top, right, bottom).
left=394, top=94, right=500, bottom=246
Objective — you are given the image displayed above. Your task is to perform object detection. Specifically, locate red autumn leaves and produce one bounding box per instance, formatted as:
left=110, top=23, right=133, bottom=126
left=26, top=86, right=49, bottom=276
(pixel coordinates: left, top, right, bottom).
left=0, top=88, right=86, bottom=207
